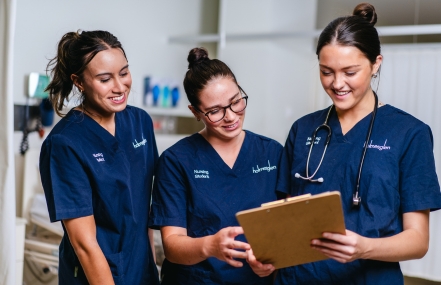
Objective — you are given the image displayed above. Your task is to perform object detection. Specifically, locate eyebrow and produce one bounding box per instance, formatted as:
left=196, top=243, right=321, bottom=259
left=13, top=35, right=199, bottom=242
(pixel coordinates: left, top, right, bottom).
left=319, top=64, right=361, bottom=70
left=204, top=91, right=241, bottom=110
left=95, top=64, right=129, bottom=77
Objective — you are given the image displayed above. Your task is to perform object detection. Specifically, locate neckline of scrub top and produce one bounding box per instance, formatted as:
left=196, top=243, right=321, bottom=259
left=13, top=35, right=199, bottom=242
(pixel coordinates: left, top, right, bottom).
left=329, top=105, right=383, bottom=143
left=194, top=130, right=250, bottom=175
left=69, top=109, right=120, bottom=150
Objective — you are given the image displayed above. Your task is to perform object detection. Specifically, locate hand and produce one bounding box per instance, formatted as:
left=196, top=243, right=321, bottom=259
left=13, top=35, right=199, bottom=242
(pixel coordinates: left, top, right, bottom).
left=311, top=229, right=369, bottom=263
left=246, top=249, right=275, bottom=277
left=207, top=227, right=250, bottom=267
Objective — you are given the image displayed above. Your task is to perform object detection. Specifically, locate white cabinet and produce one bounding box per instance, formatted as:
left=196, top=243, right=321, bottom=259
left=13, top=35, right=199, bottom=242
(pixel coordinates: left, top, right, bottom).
left=16, top=217, right=27, bottom=285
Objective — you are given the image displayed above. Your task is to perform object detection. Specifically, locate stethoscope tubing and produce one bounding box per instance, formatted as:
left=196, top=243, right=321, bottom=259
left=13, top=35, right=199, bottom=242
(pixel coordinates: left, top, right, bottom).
left=295, top=92, right=379, bottom=207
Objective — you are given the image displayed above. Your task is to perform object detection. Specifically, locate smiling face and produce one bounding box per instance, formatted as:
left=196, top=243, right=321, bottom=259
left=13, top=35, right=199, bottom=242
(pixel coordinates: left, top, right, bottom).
left=192, top=77, right=245, bottom=141
left=74, top=48, right=131, bottom=119
left=319, top=44, right=382, bottom=115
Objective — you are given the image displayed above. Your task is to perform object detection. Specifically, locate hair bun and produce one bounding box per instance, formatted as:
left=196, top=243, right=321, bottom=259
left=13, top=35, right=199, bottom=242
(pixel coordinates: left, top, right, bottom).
left=187, top=47, right=209, bottom=69
left=353, top=2, right=377, bottom=26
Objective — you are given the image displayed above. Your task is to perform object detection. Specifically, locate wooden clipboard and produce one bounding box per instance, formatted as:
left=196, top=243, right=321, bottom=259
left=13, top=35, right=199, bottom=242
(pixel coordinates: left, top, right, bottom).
left=235, top=191, right=345, bottom=269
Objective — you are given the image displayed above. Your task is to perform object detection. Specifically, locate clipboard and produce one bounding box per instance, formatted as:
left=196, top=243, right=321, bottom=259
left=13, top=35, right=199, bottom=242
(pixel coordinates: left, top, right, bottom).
left=235, top=191, right=345, bottom=269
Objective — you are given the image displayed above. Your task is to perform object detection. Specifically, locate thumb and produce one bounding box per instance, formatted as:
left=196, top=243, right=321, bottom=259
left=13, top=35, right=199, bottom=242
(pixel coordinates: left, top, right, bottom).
left=228, top=226, right=244, bottom=238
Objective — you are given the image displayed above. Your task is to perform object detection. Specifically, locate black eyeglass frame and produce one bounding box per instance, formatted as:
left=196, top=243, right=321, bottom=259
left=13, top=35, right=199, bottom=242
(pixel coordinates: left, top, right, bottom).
left=193, top=86, right=249, bottom=123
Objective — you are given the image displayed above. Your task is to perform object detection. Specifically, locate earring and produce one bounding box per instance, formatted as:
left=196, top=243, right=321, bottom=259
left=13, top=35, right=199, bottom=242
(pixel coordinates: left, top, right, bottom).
left=197, top=118, right=201, bottom=122
left=372, top=73, right=378, bottom=78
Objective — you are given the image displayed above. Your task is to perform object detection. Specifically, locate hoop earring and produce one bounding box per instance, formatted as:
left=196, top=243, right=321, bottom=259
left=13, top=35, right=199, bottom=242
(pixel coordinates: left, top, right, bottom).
left=372, top=73, right=378, bottom=78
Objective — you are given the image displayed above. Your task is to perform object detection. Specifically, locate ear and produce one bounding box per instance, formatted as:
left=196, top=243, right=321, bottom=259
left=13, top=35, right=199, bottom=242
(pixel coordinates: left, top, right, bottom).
left=70, top=74, right=84, bottom=92
left=188, top=105, right=201, bottom=121
left=373, top=55, right=383, bottom=75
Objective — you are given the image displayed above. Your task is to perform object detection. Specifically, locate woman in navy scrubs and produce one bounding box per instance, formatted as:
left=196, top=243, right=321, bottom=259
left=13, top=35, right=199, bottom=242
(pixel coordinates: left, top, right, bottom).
left=149, top=47, right=281, bottom=284
left=39, top=30, right=159, bottom=285
left=275, top=3, right=441, bottom=285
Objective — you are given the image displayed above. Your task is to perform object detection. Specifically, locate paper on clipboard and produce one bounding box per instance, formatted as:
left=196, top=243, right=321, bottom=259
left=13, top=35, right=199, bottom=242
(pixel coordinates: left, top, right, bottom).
left=235, top=191, right=345, bottom=269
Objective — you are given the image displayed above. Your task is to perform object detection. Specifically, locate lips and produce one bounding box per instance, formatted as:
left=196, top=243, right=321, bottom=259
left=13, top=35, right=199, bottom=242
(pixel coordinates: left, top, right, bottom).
left=222, top=120, right=239, bottom=130
left=334, top=90, right=351, bottom=96
left=110, top=93, right=125, bottom=103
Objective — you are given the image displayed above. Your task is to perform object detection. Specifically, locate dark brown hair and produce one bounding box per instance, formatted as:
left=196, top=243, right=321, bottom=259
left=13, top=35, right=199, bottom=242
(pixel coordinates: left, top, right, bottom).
left=316, top=3, right=381, bottom=64
left=183, top=47, right=238, bottom=107
left=45, top=30, right=127, bottom=117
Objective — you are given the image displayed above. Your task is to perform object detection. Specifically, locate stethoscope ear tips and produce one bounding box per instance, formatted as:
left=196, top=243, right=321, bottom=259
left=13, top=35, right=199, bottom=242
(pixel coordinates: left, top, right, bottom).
left=317, top=177, right=324, bottom=183
left=295, top=173, right=300, bottom=178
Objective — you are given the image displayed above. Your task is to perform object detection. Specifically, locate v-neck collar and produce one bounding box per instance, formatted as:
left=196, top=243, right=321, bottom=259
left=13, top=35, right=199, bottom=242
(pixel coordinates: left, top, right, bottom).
left=194, top=131, right=249, bottom=175
left=69, top=109, right=120, bottom=151
left=329, top=107, right=376, bottom=143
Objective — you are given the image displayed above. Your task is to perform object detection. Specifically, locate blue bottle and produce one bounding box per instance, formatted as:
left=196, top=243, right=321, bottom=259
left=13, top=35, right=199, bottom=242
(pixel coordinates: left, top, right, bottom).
left=171, top=87, right=180, bottom=107
left=152, top=85, right=160, bottom=106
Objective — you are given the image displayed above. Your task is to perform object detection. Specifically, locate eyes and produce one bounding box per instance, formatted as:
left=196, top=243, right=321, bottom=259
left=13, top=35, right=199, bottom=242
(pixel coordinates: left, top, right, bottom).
left=320, top=70, right=357, bottom=77
left=206, top=97, right=242, bottom=115
left=98, top=69, right=130, bottom=83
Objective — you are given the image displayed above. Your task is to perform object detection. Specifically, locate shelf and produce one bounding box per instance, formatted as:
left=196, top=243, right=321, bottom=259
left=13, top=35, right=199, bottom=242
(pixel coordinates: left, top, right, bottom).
left=143, top=106, right=193, bottom=117
left=168, top=24, right=441, bottom=44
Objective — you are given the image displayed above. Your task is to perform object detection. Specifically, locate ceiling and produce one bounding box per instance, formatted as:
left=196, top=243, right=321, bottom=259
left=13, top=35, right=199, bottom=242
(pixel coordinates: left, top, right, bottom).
left=316, top=0, right=441, bottom=43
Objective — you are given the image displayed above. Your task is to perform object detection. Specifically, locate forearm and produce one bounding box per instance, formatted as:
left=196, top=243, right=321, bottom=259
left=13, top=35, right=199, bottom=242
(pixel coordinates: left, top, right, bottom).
left=75, top=243, right=115, bottom=285
left=149, top=228, right=156, bottom=264
left=312, top=210, right=430, bottom=263
left=163, top=233, right=213, bottom=265
left=362, top=227, right=428, bottom=262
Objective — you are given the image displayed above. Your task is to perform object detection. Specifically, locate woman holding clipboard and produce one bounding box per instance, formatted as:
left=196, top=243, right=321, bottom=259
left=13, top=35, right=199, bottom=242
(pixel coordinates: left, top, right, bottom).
left=275, top=3, right=441, bottom=284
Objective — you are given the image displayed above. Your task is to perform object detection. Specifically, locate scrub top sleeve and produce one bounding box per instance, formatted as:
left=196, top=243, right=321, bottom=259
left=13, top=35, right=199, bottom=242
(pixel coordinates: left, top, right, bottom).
left=276, top=122, right=298, bottom=197
left=149, top=151, right=188, bottom=230
left=400, top=124, right=441, bottom=213
left=42, top=135, right=93, bottom=222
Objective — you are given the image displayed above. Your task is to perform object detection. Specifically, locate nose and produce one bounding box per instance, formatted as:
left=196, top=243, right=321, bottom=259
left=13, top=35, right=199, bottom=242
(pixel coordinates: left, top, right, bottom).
left=223, top=107, right=236, bottom=122
left=113, top=77, right=125, bottom=93
left=332, top=73, right=345, bottom=90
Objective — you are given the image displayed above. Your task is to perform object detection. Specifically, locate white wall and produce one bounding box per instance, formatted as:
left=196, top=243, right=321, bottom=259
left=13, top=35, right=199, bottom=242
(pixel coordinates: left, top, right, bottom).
left=13, top=0, right=206, bottom=107
left=218, top=0, right=318, bottom=144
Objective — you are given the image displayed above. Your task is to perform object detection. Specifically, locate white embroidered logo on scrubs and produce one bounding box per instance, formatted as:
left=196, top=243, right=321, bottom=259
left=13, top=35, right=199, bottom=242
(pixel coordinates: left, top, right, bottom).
left=366, top=139, right=391, bottom=151
left=252, top=160, right=277, bottom=174
left=132, top=134, right=147, bottom=149
left=194, top=170, right=209, bottom=178
left=93, top=153, right=105, bottom=162
left=306, top=137, right=321, bottom=145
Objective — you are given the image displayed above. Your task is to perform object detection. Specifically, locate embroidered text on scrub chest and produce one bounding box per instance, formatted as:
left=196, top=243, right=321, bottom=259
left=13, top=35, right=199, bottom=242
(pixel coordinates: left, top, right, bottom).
left=132, top=135, right=147, bottom=149
left=93, top=153, right=105, bottom=162
left=252, top=160, right=277, bottom=174
left=194, top=170, right=209, bottom=178
left=366, top=139, right=391, bottom=151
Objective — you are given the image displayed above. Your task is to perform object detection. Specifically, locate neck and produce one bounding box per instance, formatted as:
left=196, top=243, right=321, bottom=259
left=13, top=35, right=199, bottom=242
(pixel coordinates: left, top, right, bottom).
left=76, top=105, right=116, bottom=136
left=337, top=90, right=376, bottom=123
left=200, top=128, right=245, bottom=150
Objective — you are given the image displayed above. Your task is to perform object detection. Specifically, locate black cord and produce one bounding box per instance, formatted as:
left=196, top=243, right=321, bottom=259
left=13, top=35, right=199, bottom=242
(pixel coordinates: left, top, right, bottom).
left=353, top=92, right=379, bottom=206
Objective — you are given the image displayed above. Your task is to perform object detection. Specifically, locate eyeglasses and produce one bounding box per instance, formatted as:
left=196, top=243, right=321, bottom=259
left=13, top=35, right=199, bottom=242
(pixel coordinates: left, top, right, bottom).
left=195, top=89, right=248, bottom=123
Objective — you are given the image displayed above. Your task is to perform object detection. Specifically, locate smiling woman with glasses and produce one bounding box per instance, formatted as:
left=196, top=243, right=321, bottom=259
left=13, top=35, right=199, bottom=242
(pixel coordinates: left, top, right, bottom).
left=149, top=47, right=282, bottom=284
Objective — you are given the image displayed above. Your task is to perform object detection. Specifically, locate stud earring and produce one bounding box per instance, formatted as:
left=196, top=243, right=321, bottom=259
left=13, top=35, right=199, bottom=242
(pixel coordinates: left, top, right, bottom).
left=197, top=118, right=201, bottom=122
left=372, top=73, right=378, bottom=78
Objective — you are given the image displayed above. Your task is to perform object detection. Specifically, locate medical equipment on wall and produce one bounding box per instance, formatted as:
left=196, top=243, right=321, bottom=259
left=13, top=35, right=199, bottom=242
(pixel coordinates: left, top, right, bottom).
left=19, top=73, right=53, bottom=155
left=295, top=92, right=378, bottom=207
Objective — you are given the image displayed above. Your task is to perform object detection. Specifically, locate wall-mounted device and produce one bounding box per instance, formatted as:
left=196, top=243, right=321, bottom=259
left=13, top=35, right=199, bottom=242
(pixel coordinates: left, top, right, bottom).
left=28, top=72, right=50, bottom=98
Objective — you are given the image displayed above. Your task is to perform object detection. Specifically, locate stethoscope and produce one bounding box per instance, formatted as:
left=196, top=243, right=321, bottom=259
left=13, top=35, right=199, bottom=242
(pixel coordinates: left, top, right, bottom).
left=295, top=92, right=378, bottom=207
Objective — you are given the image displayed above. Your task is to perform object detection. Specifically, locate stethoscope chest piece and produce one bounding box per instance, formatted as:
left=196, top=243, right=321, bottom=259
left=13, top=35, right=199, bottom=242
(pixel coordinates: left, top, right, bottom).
left=352, top=194, right=361, bottom=207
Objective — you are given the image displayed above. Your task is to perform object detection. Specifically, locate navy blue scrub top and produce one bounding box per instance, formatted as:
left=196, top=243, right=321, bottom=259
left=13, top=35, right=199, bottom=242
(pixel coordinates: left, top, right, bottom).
left=149, top=131, right=283, bottom=285
left=39, top=107, right=160, bottom=285
left=275, top=104, right=441, bottom=285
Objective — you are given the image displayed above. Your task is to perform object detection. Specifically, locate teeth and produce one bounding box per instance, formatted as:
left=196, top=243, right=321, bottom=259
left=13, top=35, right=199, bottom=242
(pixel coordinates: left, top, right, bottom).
left=225, top=122, right=237, bottom=128
left=111, top=94, right=124, bottom=101
left=335, top=91, right=350, bottom=95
